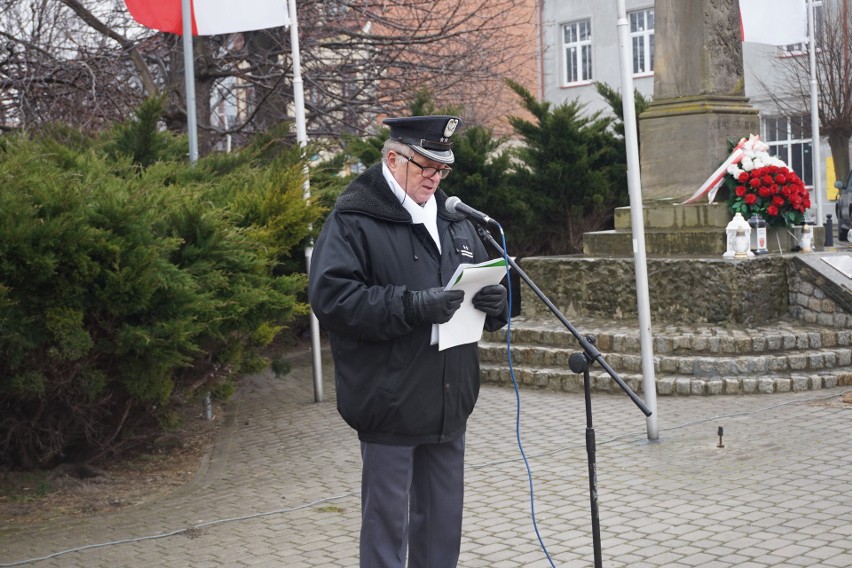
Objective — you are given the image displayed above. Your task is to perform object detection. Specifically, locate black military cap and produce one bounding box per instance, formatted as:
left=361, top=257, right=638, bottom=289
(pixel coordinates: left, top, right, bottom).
left=383, top=115, right=461, bottom=165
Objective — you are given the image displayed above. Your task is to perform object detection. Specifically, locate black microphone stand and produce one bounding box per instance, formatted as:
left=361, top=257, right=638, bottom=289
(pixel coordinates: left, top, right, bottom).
left=475, top=224, right=652, bottom=568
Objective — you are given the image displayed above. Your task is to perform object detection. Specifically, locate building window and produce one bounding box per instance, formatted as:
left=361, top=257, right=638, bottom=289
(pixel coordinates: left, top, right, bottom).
left=562, top=20, right=592, bottom=85
left=764, top=115, right=813, bottom=186
left=784, top=0, right=823, bottom=54
left=629, top=8, right=654, bottom=75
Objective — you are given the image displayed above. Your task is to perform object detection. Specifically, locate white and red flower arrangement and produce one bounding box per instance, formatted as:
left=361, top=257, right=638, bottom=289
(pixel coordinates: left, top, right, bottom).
left=683, top=134, right=811, bottom=228
left=723, top=137, right=810, bottom=228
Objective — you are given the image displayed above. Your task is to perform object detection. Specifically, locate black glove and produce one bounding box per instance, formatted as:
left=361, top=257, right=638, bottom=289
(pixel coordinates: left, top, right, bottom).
left=473, top=284, right=507, bottom=316
left=404, top=288, right=465, bottom=324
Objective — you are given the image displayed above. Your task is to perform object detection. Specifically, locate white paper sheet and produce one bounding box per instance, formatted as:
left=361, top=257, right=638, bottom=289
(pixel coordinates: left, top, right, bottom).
left=437, top=258, right=509, bottom=350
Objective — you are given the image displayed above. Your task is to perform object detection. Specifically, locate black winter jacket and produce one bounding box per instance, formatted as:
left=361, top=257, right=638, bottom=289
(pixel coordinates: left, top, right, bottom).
left=308, top=163, right=507, bottom=445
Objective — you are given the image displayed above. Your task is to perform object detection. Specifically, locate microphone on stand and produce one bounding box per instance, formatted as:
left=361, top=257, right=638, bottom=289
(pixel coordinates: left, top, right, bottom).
left=445, top=196, right=500, bottom=228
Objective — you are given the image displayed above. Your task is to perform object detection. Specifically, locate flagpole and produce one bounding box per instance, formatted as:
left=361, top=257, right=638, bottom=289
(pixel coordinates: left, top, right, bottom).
left=181, top=0, right=199, bottom=164
left=616, top=0, right=658, bottom=441
left=808, top=0, right=824, bottom=227
left=287, top=0, right=323, bottom=403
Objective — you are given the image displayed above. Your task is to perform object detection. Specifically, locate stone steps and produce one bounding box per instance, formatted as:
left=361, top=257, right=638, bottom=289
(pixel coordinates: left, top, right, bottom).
left=482, top=344, right=850, bottom=375
left=479, top=316, right=852, bottom=396
left=479, top=363, right=850, bottom=396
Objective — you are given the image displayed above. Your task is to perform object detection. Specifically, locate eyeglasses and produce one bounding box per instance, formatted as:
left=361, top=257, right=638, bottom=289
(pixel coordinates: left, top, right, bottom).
left=407, top=155, right=452, bottom=180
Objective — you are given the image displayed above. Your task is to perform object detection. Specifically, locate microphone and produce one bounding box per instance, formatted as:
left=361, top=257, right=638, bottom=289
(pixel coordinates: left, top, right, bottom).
left=445, top=196, right=499, bottom=227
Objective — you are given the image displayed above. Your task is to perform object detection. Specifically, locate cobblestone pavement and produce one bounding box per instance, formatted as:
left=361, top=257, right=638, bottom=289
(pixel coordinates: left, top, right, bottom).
left=2, top=346, right=851, bottom=568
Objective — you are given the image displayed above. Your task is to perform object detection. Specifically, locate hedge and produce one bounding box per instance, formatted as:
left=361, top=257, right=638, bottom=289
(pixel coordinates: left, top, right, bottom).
left=0, top=116, right=319, bottom=469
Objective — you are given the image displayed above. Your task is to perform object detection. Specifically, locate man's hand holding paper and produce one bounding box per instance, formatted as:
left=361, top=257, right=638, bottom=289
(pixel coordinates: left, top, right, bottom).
left=437, top=259, right=509, bottom=350
left=472, top=284, right=507, bottom=316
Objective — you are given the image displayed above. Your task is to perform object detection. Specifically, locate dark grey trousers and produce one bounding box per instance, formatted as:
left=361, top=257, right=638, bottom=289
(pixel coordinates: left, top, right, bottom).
left=359, top=435, right=465, bottom=568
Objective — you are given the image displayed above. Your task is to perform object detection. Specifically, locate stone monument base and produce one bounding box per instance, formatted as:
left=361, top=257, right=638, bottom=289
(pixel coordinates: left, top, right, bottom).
left=583, top=203, right=824, bottom=257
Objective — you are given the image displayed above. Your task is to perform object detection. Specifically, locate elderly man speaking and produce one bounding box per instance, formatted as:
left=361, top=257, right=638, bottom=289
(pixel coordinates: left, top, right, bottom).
left=309, top=114, right=508, bottom=567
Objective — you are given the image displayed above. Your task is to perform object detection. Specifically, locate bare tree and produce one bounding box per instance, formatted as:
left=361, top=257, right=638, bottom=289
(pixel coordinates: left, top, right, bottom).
left=1, top=0, right=535, bottom=153
left=758, top=0, right=852, bottom=181
left=0, top=1, right=146, bottom=131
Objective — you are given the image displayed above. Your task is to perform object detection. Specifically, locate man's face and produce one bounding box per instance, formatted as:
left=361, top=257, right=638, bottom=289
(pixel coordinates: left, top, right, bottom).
left=387, top=149, right=451, bottom=206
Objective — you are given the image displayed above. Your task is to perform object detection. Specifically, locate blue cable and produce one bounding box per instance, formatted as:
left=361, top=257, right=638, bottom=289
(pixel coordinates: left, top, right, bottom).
left=495, top=225, right=557, bottom=568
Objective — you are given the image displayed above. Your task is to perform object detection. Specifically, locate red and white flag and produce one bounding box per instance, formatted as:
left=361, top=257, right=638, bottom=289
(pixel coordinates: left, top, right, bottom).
left=739, top=0, right=807, bottom=45
left=125, top=0, right=289, bottom=36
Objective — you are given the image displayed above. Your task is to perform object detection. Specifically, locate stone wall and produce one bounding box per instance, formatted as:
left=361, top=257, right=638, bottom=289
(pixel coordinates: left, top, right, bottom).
left=787, top=256, right=852, bottom=328
left=519, top=255, right=789, bottom=324
left=518, top=254, right=851, bottom=326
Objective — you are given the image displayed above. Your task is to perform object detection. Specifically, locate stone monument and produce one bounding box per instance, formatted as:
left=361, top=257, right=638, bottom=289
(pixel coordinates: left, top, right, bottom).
left=639, top=0, right=758, bottom=203
left=585, top=0, right=822, bottom=255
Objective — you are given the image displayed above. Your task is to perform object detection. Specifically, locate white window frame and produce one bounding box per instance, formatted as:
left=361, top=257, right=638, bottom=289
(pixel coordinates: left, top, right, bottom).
left=629, top=8, right=655, bottom=76
left=561, top=19, right=593, bottom=86
left=763, top=115, right=814, bottom=187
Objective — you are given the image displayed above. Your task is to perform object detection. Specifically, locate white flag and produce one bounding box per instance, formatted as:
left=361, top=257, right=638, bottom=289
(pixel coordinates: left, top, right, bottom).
left=126, top=0, right=290, bottom=36
left=194, top=0, right=289, bottom=36
left=740, top=0, right=808, bottom=45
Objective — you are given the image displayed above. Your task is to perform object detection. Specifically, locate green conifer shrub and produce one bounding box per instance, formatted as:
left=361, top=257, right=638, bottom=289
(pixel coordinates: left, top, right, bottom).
left=0, top=105, right=318, bottom=469
left=505, top=79, right=629, bottom=255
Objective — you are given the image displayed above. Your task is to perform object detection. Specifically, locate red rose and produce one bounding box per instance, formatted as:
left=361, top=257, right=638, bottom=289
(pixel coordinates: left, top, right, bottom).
left=726, top=160, right=810, bottom=227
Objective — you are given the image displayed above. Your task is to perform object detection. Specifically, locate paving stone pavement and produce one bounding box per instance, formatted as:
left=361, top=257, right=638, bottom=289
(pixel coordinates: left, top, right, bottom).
left=2, top=346, right=851, bottom=568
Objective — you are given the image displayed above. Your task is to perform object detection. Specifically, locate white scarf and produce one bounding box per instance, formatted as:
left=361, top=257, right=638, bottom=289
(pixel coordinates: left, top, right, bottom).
left=382, top=163, right=441, bottom=253
left=382, top=163, right=442, bottom=345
